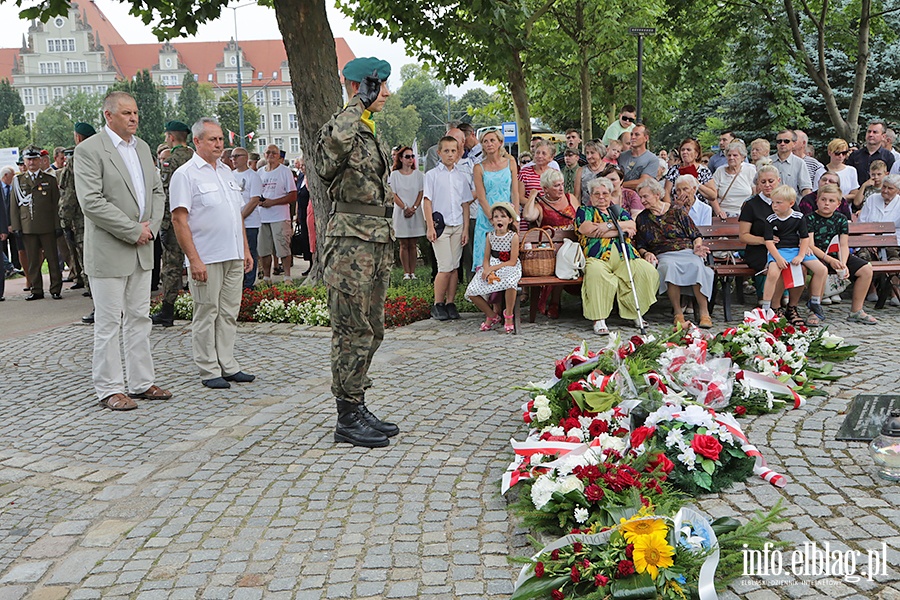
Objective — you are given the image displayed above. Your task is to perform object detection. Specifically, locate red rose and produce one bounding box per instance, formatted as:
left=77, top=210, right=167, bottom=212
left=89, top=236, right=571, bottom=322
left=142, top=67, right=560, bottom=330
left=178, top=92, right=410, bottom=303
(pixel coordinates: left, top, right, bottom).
left=594, top=574, right=610, bottom=587
left=691, top=434, right=723, bottom=461
left=616, top=560, right=636, bottom=578
left=735, top=370, right=744, bottom=381
left=562, top=417, right=580, bottom=431
left=573, top=542, right=583, bottom=553
left=555, top=361, right=567, bottom=378
left=551, top=549, right=560, bottom=560
left=570, top=565, right=580, bottom=582
left=588, top=419, right=609, bottom=438
left=625, top=543, right=634, bottom=559
left=630, top=335, right=644, bottom=347
left=773, top=327, right=783, bottom=337
left=782, top=364, right=793, bottom=374
left=551, top=591, right=565, bottom=600
left=535, top=562, right=545, bottom=578
left=568, top=406, right=582, bottom=418
left=499, top=251, right=511, bottom=261
left=785, top=325, right=796, bottom=334
left=629, top=426, right=655, bottom=448
left=735, top=405, right=747, bottom=416
left=567, top=381, right=586, bottom=392
left=582, top=559, right=591, bottom=569
left=647, top=452, right=675, bottom=474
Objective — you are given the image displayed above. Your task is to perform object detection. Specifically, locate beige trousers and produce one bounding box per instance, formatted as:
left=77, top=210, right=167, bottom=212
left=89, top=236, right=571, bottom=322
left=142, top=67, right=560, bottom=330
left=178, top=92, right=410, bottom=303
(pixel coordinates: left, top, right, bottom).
left=188, top=259, right=244, bottom=380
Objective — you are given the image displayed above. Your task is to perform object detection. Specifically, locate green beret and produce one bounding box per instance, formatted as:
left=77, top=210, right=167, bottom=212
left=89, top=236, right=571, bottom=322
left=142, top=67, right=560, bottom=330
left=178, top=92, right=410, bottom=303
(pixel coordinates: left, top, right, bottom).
left=74, top=122, right=96, bottom=138
left=342, top=57, right=391, bottom=83
left=165, top=120, right=191, bottom=133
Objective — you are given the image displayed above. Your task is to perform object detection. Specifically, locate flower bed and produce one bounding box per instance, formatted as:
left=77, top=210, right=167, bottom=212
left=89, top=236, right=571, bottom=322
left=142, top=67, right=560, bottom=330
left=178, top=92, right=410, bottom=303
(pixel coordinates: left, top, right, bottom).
left=506, top=308, right=854, bottom=599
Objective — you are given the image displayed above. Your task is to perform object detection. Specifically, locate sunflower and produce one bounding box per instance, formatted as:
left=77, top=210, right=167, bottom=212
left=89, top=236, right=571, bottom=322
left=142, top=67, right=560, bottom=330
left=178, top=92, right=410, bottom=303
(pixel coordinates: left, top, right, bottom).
left=619, top=516, right=668, bottom=543
left=632, top=532, right=675, bottom=579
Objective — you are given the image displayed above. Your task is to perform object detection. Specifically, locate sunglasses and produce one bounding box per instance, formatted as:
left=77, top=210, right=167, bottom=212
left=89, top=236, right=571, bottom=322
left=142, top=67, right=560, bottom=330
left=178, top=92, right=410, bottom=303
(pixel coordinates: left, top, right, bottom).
left=482, top=126, right=501, bottom=132
left=776, top=139, right=792, bottom=144
left=621, top=116, right=636, bottom=123
left=834, top=150, right=849, bottom=156
left=402, top=154, right=414, bottom=159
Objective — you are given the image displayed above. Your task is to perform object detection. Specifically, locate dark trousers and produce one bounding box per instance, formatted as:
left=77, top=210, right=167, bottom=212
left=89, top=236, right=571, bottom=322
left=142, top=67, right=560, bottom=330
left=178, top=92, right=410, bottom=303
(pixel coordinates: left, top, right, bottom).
left=23, top=232, right=62, bottom=295
left=244, top=227, right=259, bottom=289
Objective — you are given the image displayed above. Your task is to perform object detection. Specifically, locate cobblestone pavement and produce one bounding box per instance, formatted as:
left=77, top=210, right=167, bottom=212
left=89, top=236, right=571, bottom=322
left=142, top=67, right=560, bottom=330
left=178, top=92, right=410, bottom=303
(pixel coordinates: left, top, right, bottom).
left=0, top=300, right=898, bottom=600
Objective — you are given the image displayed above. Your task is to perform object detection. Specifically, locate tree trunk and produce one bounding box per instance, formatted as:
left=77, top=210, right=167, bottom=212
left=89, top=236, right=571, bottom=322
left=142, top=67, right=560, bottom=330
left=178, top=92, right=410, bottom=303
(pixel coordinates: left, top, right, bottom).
left=579, top=46, right=592, bottom=142
left=507, top=54, right=532, bottom=152
left=273, top=0, right=342, bottom=284
left=846, top=0, right=871, bottom=141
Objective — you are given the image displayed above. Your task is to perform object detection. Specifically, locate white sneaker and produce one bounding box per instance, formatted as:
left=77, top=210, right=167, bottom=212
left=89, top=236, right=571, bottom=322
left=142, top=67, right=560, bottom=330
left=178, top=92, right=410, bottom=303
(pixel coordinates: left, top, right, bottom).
left=890, top=297, right=900, bottom=307
left=821, top=296, right=832, bottom=305
left=593, top=320, right=609, bottom=335
left=410, top=273, right=417, bottom=280
left=866, top=293, right=878, bottom=302
left=830, top=295, right=841, bottom=304
left=403, top=273, right=411, bottom=280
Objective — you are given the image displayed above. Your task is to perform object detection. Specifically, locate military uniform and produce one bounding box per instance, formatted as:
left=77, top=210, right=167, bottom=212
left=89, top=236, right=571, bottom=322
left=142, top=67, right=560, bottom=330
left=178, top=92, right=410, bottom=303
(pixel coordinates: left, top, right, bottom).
left=158, top=144, right=194, bottom=304
left=11, top=168, right=63, bottom=297
left=58, top=151, right=87, bottom=290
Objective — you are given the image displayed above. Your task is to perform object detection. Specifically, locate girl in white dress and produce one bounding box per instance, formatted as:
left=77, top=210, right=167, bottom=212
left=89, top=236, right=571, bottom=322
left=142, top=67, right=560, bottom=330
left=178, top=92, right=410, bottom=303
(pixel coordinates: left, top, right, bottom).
left=465, top=202, right=522, bottom=333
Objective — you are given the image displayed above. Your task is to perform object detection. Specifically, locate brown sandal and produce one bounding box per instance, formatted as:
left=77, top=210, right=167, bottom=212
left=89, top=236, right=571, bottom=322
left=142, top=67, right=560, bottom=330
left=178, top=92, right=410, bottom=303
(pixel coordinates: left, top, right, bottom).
left=784, top=306, right=806, bottom=328
left=99, top=393, right=138, bottom=411
left=129, top=385, right=172, bottom=400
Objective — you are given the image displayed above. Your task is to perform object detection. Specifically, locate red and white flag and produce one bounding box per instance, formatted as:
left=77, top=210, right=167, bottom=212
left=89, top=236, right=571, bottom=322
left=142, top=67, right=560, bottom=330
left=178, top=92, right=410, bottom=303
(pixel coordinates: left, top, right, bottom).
left=826, top=234, right=840, bottom=255
left=782, top=263, right=804, bottom=288
left=246, top=131, right=255, bottom=142
left=228, top=130, right=235, bottom=145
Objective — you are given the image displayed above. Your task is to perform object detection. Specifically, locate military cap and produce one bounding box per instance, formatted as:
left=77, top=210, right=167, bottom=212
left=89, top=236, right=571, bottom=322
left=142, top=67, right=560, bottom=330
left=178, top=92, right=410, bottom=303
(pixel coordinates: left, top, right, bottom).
left=165, top=120, right=191, bottom=133
left=16, top=156, right=23, bottom=165
left=74, top=122, right=96, bottom=138
left=63, top=147, right=75, bottom=157
left=39, top=149, right=49, bottom=157
left=22, top=146, right=41, bottom=159
left=342, top=57, right=391, bottom=83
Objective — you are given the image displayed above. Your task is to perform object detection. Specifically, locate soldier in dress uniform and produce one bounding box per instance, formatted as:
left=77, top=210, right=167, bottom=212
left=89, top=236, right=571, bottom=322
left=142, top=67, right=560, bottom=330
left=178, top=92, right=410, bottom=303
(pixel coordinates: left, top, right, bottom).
left=10, top=146, right=63, bottom=300
left=151, top=120, right=194, bottom=326
left=315, top=57, right=399, bottom=448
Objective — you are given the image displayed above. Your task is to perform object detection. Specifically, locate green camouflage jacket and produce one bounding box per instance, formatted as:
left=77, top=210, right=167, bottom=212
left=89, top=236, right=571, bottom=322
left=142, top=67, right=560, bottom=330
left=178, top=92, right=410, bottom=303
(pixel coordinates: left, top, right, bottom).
left=57, top=159, right=81, bottom=228
left=315, top=95, right=394, bottom=243
left=159, top=144, right=194, bottom=229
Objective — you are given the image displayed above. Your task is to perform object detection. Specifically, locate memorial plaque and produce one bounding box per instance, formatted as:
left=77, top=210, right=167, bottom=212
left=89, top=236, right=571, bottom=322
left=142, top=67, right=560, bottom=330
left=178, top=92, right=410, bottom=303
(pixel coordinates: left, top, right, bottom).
left=836, top=394, right=900, bottom=441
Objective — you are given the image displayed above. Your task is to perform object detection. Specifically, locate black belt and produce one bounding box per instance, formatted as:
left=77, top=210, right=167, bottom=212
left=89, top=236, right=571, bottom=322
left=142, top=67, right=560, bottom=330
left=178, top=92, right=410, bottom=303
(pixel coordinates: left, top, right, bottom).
left=334, top=202, right=392, bottom=218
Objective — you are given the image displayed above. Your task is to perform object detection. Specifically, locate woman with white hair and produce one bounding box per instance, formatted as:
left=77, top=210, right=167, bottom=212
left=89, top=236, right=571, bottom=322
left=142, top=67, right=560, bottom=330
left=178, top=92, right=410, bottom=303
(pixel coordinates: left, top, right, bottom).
left=634, top=179, right=715, bottom=328
left=712, top=140, right=757, bottom=218
left=673, top=174, right=712, bottom=226
left=576, top=177, right=658, bottom=335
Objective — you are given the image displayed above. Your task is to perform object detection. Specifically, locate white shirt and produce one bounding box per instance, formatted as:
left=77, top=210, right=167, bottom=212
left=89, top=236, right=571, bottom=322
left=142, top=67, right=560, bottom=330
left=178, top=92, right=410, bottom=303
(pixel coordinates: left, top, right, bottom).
left=105, top=125, right=146, bottom=218
left=859, top=193, right=900, bottom=245
left=423, top=161, right=474, bottom=226
left=169, top=153, right=245, bottom=264
left=234, top=168, right=263, bottom=228
left=258, top=163, right=297, bottom=224
left=688, top=199, right=712, bottom=227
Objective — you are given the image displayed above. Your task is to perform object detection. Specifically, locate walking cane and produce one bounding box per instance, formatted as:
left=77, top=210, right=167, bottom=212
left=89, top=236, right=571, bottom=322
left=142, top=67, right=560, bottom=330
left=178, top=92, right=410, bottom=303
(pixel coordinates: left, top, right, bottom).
left=608, top=204, right=646, bottom=335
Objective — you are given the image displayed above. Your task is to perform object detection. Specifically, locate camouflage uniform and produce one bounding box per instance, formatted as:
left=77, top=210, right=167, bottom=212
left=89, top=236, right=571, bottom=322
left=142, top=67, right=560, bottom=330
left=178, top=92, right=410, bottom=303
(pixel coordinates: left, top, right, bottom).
left=57, top=156, right=88, bottom=291
left=158, top=145, right=194, bottom=304
left=316, top=96, right=394, bottom=405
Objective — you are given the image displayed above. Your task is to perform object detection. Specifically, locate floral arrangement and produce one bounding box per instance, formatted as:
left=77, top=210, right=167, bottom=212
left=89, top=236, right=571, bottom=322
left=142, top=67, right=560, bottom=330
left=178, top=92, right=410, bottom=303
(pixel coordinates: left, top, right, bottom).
left=286, top=297, right=330, bottom=326
left=173, top=292, right=194, bottom=320
left=254, top=298, right=289, bottom=323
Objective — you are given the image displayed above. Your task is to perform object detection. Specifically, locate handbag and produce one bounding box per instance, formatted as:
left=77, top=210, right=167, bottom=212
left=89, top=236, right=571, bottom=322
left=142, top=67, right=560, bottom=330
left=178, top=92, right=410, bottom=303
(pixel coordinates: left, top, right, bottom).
left=519, top=227, right=556, bottom=277
left=290, top=221, right=304, bottom=256
left=555, top=237, right=585, bottom=279
left=824, top=272, right=851, bottom=297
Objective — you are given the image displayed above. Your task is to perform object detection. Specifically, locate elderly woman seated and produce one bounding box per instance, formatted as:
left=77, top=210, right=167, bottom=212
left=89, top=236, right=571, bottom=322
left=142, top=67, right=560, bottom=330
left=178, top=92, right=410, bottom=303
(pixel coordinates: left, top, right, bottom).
left=576, top=177, right=659, bottom=335
left=672, top=174, right=712, bottom=226
left=634, top=179, right=715, bottom=329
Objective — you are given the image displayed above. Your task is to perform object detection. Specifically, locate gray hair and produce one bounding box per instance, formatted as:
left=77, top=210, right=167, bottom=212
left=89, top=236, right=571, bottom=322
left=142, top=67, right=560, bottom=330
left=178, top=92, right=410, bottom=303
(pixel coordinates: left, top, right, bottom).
left=726, top=140, right=748, bottom=158
left=882, top=174, right=900, bottom=189
left=0, top=165, right=14, bottom=178
left=674, top=174, right=699, bottom=190
left=755, top=163, right=781, bottom=183
left=540, top=168, right=564, bottom=189
left=886, top=128, right=896, bottom=144
left=102, top=91, right=135, bottom=115
left=192, top=117, right=221, bottom=139
left=587, top=177, right=613, bottom=195
left=635, top=178, right=664, bottom=197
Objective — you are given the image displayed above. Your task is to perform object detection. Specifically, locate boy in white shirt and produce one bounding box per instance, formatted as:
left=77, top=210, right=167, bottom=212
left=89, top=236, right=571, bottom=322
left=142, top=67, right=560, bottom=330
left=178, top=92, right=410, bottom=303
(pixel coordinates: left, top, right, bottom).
left=424, top=136, right=474, bottom=320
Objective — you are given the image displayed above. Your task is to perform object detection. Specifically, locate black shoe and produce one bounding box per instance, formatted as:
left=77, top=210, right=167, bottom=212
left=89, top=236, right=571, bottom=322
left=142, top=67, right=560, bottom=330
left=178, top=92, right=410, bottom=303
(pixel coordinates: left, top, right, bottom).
left=71, top=282, right=84, bottom=289
left=356, top=403, right=399, bottom=437
left=335, top=399, right=389, bottom=448
left=202, top=377, right=231, bottom=389
left=151, top=302, right=175, bottom=327
left=224, top=371, right=256, bottom=383
left=82, top=291, right=91, bottom=297
left=445, top=302, right=460, bottom=320
left=431, top=303, right=449, bottom=321
left=0, top=297, right=4, bottom=301
left=25, top=293, right=44, bottom=301
left=82, top=310, right=95, bottom=324
left=51, top=293, right=62, bottom=299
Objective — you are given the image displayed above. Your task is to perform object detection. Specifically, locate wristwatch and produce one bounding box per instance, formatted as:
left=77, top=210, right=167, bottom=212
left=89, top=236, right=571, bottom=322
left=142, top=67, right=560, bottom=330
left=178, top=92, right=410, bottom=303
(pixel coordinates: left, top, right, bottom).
left=606, top=222, right=614, bottom=230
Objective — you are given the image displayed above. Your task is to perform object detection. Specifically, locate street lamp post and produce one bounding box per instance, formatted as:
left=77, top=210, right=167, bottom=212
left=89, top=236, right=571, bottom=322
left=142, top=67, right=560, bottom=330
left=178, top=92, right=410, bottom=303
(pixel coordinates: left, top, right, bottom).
left=231, top=2, right=256, bottom=147
left=627, top=27, right=656, bottom=122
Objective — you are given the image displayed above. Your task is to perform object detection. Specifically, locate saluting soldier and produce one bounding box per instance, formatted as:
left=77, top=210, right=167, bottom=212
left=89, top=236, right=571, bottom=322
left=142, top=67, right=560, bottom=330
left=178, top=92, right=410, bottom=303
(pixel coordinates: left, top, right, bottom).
left=152, top=120, right=194, bottom=326
left=11, top=146, right=63, bottom=300
left=315, top=57, right=398, bottom=448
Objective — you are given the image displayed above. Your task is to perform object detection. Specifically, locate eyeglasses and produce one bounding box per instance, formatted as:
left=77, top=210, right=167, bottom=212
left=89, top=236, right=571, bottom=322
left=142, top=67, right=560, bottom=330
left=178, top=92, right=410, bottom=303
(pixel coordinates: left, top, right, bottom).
left=776, top=139, right=792, bottom=144
left=402, top=154, right=414, bottom=159
left=834, top=150, right=849, bottom=156
left=621, top=115, right=636, bottom=123
left=481, top=126, right=501, bottom=132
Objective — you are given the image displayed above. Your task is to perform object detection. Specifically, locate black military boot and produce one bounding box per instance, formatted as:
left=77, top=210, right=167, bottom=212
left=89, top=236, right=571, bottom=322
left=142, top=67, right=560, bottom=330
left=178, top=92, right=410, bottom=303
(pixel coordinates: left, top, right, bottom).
left=335, top=399, right=389, bottom=448
left=151, top=301, right=175, bottom=327
left=356, top=403, right=400, bottom=437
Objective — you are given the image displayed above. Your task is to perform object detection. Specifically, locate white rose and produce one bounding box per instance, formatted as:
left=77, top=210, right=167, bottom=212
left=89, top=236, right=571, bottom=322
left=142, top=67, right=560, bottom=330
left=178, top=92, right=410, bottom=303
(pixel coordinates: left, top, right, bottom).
left=557, top=475, right=585, bottom=494
left=533, top=395, right=550, bottom=409
left=536, top=406, right=552, bottom=422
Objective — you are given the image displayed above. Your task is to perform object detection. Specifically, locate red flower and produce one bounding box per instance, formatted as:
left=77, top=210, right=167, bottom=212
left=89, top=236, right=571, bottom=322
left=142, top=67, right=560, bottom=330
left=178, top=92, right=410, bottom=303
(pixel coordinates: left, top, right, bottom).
left=782, top=364, right=793, bottom=374
left=562, top=417, right=580, bottom=432
left=734, top=405, right=747, bottom=416
left=573, top=542, right=583, bottom=553
left=582, top=559, right=591, bottom=569
left=615, top=469, right=641, bottom=490
left=630, top=335, right=644, bottom=347
left=735, top=370, right=744, bottom=381
left=585, top=484, right=605, bottom=502
left=555, top=361, right=567, bottom=378
left=498, top=251, right=510, bottom=261
left=567, top=381, right=586, bottom=392
left=773, top=327, right=783, bottom=337
left=616, top=560, right=636, bottom=578
left=551, top=549, right=560, bottom=560
left=647, top=452, right=675, bottom=474
left=535, top=562, right=545, bottom=578
left=625, top=543, right=634, bottom=559
left=785, top=325, right=796, bottom=334
left=570, top=565, right=581, bottom=582
left=629, top=426, right=655, bottom=448
left=691, top=434, right=723, bottom=461
left=588, top=419, right=609, bottom=438
left=568, top=406, right=583, bottom=418
left=594, top=573, right=610, bottom=587
left=551, top=591, right=565, bottom=600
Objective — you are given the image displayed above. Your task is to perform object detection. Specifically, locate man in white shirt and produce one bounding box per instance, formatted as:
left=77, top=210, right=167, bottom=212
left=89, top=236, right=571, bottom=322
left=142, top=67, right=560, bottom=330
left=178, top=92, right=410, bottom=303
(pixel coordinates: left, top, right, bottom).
left=170, top=118, right=255, bottom=390
left=231, top=147, right=262, bottom=289
left=257, top=144, right=297, bottom=283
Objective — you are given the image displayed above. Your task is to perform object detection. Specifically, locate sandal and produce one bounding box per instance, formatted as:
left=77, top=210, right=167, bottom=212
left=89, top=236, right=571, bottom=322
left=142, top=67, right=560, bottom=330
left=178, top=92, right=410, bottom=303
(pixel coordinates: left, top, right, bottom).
left=503, top=310, right=515, bottom=334
left=784, top=306, right=806, bottom=328
left=480, top=314, right=501, bottom=331
left=698, top=315, right=713, bottom=329
left=99, top=393, right=138, bottom=411
left=848, top=310, right=878, bottom=325
left=804, top=311, right=821, bottom=327
left=593, top=320, right=609, bottom=335
left=129, top=384, right=173, bottom=400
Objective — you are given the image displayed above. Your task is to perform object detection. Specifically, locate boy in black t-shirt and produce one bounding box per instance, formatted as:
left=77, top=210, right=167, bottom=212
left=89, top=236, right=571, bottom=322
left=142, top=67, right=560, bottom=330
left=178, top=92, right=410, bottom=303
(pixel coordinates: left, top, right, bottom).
left=760, top=185, right=828, bottom=325
left=805, top=184, right=877, bottom=324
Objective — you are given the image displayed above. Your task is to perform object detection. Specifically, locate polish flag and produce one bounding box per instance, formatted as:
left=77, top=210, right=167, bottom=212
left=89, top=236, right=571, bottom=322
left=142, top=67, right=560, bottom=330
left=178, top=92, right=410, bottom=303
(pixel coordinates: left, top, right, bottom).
left=228, top=130, right=235, bottom=145
left=246, top=131, right=256, bottom=142
left=826, top=234, right=840, bottom=255
left=782, top=263, right=804, bottom=288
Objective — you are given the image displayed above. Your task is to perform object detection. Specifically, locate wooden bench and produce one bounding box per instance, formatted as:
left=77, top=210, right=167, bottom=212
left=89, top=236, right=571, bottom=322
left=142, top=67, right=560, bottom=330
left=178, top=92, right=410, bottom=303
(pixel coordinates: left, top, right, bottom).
left=697, top=220, right=900, bottom=320
left=513, top=228, right=582, bottom=333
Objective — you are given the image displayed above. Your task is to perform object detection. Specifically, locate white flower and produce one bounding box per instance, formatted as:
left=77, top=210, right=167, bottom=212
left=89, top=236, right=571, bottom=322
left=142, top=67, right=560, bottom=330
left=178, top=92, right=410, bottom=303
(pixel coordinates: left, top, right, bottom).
left=566, top=428, right=585, bottom=441
left=548, top=426, right=565, bottom=437
left=645, top=404, right=682, bottom=428
left=596, top=433, right=626, bottom=454
left=677, top=448, right=697, bottom=469
left=527, top=380, right=555, bottom=390
left=679, top=404, right=714, bottom=428
left=530, top=454, right=544, bottom=466
left=533, top=395, right=550, bottom=409
left=574, top=507, right=589, bottom=524
left=557, top=475, right=585, bottom=495
left=530, top=475, right=557, bottom=509
left=665, top=428, right=687, bottom=450
left=536, top=406, right=552, bottom=422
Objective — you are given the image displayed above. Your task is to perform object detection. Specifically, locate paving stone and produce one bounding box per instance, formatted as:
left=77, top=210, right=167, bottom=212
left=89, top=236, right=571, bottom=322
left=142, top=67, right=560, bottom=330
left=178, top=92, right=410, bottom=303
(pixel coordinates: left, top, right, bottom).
left=0, top=561, right=53, bottom=583
left=45, top=549, right=110, bottom=585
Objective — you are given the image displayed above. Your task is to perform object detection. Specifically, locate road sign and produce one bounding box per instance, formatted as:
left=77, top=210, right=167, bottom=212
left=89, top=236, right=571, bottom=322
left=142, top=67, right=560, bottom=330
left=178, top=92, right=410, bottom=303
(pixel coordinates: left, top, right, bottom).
left=628, top=27, right=656, bottom=36
left=502, top=121, right=518, bottom=144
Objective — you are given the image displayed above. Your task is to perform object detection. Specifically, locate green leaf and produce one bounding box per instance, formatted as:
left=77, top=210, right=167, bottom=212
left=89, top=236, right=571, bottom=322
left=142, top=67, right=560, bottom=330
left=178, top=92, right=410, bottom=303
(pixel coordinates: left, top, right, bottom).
left=569, top=390, right=620, bottom=414
left=711, top=516, right=742, bottom=536
left=701, top=458, right=715, bottom=475
left=610, top=572, right=657, bottom=599
left=693, top=470, right=713, bottom=490
left=510, top=574, right=570, bottom=600
left=563, top=361, right=600, bottom=380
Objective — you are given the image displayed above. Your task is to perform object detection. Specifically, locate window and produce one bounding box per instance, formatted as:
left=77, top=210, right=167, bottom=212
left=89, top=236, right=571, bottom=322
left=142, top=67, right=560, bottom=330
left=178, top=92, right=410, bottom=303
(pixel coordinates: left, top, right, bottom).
left=257, top=138, right=266, bottom=149
left=272, top=114, right=282, bottom=130
left=274, top=137, right=283, bottom=149
left=161, top=75, right=178, bottom=86
left=289, top=113, right=297, bottom=129
left=37, top=88, right=48, bottom=105
left=65, top=61, right=87, bottom=74
left=289, top=137, right=299, bottom=154
left=53, top=17, right=65, bottom=28
left=286, top=90, right=294, bottom=105
left=81, top=85, right=93, bottom=94
left=96, top=85, right=108, bottom=94
left=259, top=114, right=266, bottom=130
left=270, top=90, right=281, bottom=106
left=165, top=57, right=173, bottom=68
left=47, top=38, right=76, bottom=53
left=39, top=62, right=61, bottom=74
left=22, top=89, right=33, bottom=105
left=225, top=72, right=237, bottom=84
left=25, top=112, right=35, bottom=125
left=230, top=55, right=237, bottom=66
left=52, top=87, right=63, bottom=101
left=254, top=90, right=264, bottom=107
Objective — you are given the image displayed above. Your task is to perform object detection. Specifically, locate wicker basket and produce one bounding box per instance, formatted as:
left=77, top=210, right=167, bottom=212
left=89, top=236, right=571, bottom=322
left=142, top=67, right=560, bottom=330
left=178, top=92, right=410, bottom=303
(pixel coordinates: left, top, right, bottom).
left=520, top=227, right=557, bottom=277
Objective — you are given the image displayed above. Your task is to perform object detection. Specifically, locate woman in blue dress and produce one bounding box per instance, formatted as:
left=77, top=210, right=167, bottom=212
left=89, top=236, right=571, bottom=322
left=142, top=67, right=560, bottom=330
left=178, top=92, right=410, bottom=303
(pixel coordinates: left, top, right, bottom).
left=473, top=128, right=519, bottom=270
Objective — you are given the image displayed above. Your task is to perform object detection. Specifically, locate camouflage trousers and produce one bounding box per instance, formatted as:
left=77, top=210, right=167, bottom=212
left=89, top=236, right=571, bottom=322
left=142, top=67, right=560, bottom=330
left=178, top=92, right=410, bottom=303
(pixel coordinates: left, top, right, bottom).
left=159, top=224, right=185, bottom=305
left=324, top=236, right=392, bottom=404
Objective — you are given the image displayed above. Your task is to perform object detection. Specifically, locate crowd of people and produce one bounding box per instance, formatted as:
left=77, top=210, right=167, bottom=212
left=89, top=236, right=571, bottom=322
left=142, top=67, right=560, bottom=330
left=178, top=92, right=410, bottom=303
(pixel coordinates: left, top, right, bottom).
left=391, top=105, right=899, bottom=334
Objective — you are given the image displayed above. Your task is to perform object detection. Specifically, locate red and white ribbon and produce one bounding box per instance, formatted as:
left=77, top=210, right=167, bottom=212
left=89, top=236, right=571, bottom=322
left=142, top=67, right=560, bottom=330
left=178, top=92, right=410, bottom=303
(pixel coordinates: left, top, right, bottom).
left=738, top=369, right=805, bottom=409
left=713, top=411, right=787, bottom=488
left=744, top=307, right=779, bottom=326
